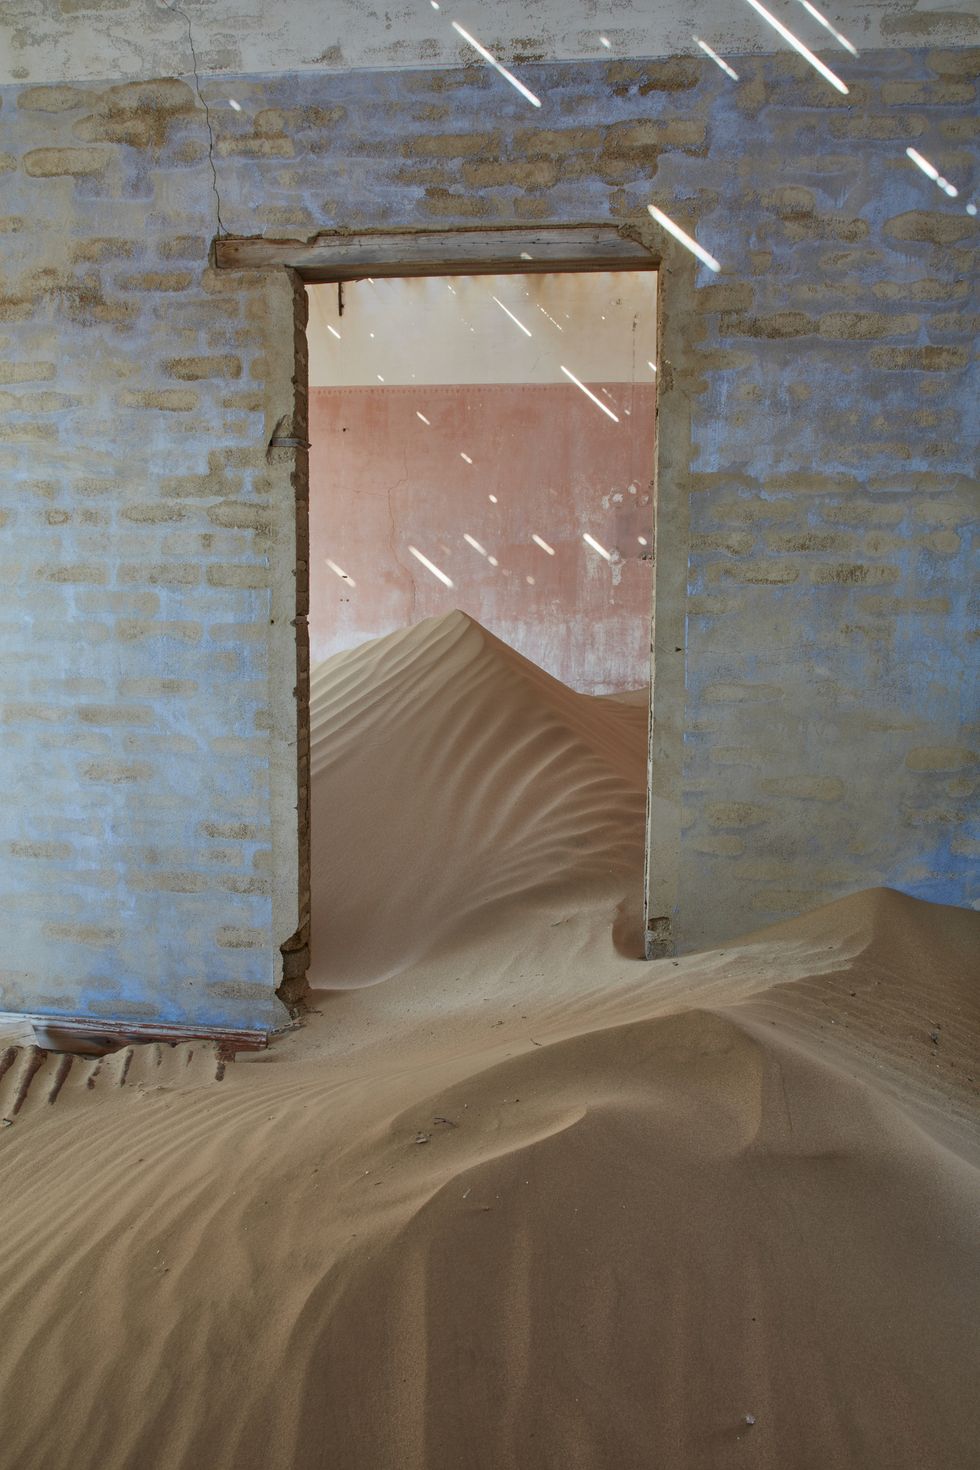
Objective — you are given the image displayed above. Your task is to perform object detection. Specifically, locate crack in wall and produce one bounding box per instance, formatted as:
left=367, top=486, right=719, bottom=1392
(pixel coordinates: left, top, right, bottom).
left=161, top=0, right=227, bottom=236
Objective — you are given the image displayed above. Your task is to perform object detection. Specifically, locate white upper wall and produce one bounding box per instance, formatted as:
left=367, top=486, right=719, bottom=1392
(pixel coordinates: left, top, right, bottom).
left=2, top=0, right=975, bottom=85
left=307, top=272, right=657, bottom=388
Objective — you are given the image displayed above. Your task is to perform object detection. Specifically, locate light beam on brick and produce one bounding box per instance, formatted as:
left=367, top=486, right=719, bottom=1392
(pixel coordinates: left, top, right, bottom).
left=531, top=534, right=556, bottom=555
left=450, top=22, right=542, bottom=107
left=906, top=147, right=959, bottom=198
left=740, top=0, right=849, bottom=93
left=646, top=205, right=721, bottom=273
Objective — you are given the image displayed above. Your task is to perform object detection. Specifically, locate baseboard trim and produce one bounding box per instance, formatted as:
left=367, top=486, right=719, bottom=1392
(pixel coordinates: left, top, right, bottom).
left=27, top=1015, right=271, bottom=1056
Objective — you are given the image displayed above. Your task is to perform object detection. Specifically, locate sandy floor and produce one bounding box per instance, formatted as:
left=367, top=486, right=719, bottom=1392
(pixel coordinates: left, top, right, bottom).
left=1, top=611, right=978, bottom=1469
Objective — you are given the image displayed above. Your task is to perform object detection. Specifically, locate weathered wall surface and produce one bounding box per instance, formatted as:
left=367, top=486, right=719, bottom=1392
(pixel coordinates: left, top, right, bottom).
left=4, top=0, right=977, bottom=85
left=306, top=271, right=657, bottom=692
left=308, top=381, right=656, bottom=692
left=0, top=78, right=307, bottom=1031
left=0, top=46, right=976, bottom=1025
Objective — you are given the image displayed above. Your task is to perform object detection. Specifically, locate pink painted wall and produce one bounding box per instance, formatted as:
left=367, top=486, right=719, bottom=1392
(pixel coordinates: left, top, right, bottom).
left=309, top=380, right=656, bottom=694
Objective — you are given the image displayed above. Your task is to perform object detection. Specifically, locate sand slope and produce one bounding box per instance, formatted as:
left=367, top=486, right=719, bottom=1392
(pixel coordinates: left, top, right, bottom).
left=0, top=612, right=977, bottom=1470
left=308, top=610, right=648, bottom=985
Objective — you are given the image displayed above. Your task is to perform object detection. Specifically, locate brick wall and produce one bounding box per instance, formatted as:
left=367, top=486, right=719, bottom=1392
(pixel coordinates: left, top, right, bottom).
left=0, top=46, right=975, bottom=1025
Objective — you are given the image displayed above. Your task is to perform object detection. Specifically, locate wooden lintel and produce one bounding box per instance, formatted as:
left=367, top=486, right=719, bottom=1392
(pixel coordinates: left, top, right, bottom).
left=214, top=226, right=657, bottom=282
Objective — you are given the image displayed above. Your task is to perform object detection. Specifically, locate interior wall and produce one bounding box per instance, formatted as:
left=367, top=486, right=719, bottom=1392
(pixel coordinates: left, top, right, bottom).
left=7, top=0, right=975, bottom=84
left=0, top=44, right=976, bottom=1028
left=306, top=272, right=657, bottom=693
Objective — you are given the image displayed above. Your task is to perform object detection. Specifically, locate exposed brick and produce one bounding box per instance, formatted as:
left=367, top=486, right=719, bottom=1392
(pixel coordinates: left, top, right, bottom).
left=881, top=80, right=975, bottom=105
left=0, top=362, right=56, bottom=384
left=708, top=559, right=800, bottom=585
left=920, top=530, right=962, bottom=555
left=811, top=563, right=901, bottom=585
left=407, top=131, right=500, bottom=158
left=818, top=312, right=918, bottom=339
left=830, top=114, right=927, bottom=140
left=765, top=531, right=854, bottom=553
left=43, top=922, right=122, bottom=945
left=205, top=564, right=272, bottom=589
left=118, top=389, right=199, bottom=410
left=718, top=311, right=816, bottom=338
left=23, top=147, right=108, bottom=177
left=215, top=135, right=296, bottom=158
left=8, top=841, right=73, bottom=860
left=80, top=760, right=153, bottom=784
left=707, top=802, right=769, bottom=828
left=118, top=563, right=201, bottom=587
left=164, top=355, right=242, bottom=380
left=37, top=564, right=107, bottom=585
left=870, top=346, right=969, bottom=371
left=461, top=158, right=559, bottom=189
left=120, top=503, right=187, bottom=524
left=78, top=704, right=154, bottom=726
left=17, top=86, right=91, bottom=111
left=514, top=127, right=603, bottom=156
left=884, top=210, right=974, bottom=244
left=906, top=746, right=975, bottom=772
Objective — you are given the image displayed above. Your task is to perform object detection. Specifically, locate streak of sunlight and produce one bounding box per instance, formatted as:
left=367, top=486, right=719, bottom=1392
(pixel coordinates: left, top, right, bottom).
left=647, top=204, right=721, bottom=273
left=451, top=22, right=542, bottom=107
left=408, top=546, right=454, bottom=587
left=325, top=559, right=355, bottom=586
left=461, top=452, right=474, bottom=463
left=741, top=0, right=849, bottom=93
left=492, top=296, right=533, bottom=336
left=792, top=0, right=858, bottom=55
left=416, top=411, right=431, bottom=425
left=906, top=147, right=959, bottom=197
left=463, top=534, right=488, bottom=556
left=532, top=534, right=556, bottom=555
left=327, top=324, right=341, bottom=340
left=693, top=37, right=739, bottom=80
left=560, top=366, right=621, bottom=422
left=583, top=533, right=613, bottom=562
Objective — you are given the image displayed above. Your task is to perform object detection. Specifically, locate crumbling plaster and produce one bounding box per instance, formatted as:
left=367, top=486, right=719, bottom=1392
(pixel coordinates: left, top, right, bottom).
left=0, top=42, right=976, bottom=1030
left=1, top=0, right=978, bottom=86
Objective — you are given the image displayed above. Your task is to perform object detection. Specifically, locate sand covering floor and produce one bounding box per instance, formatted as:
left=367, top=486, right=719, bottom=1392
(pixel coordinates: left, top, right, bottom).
left=0, top=611, right=978, bottom=1470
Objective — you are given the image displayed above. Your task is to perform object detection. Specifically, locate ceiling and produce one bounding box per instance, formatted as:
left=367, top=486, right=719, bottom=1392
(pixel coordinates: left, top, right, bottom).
left=1, top=0, right=976, bottom=86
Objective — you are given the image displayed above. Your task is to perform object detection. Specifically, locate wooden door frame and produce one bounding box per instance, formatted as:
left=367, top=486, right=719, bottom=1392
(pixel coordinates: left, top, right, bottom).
left=215, top=222, right=690, bottom=961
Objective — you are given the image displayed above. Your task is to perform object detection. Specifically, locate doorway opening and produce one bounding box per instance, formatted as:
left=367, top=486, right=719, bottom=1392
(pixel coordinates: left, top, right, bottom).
left=302, top=263, right=659, bottom=984
left=306, top=269, right=657, bottom=694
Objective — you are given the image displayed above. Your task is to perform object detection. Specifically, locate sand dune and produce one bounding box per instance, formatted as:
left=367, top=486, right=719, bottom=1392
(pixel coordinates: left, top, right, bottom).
left=0, top=612, right=977, bottom=1470
left=308, top=611, right=648, bottom=986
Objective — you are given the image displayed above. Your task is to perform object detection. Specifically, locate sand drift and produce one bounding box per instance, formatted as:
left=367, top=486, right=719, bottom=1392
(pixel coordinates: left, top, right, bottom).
left=0, top=612, right=978, bottom=1470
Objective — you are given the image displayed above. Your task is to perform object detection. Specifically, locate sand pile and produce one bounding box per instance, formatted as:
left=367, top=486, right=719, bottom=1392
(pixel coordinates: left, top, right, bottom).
left=0, top=612, right=977, bottom=1470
